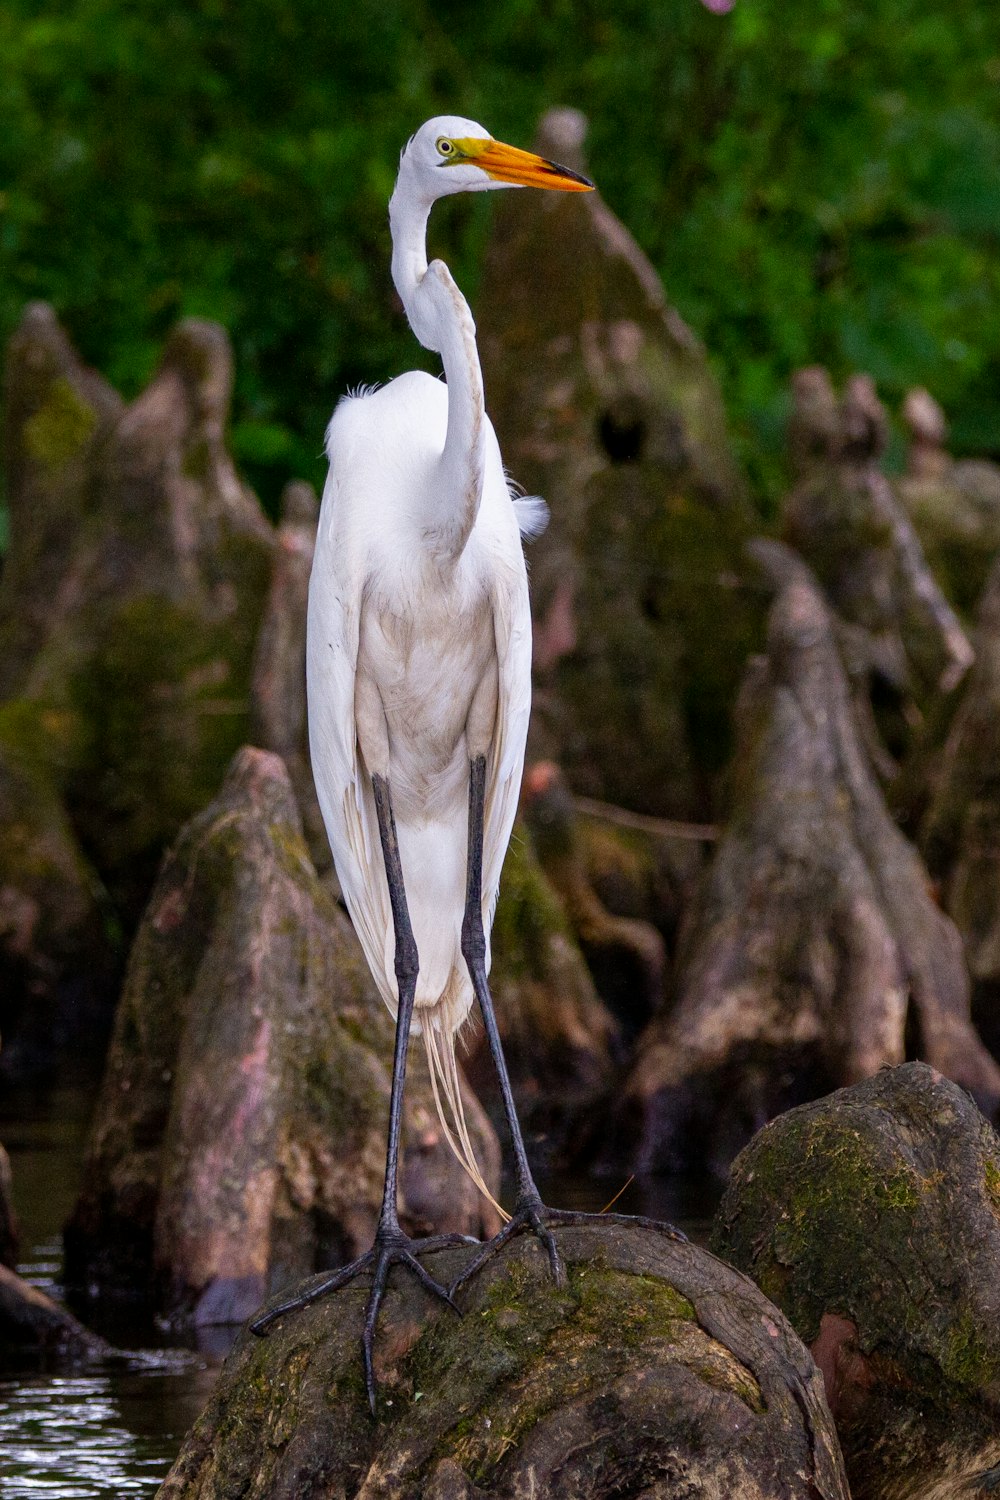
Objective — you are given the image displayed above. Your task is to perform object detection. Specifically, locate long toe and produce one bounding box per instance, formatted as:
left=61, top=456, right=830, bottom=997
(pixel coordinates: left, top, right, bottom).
left=449, top=1205, right=688, bottom=1298
left=450, top=1195, right=567, bottom=1296
left=249, top=1247, right=376, bottom=1335
left=360, top=1239, right=458, bottom=1414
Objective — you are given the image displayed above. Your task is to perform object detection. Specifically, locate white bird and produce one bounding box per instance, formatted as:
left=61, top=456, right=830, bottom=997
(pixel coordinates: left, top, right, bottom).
left=251, top=115, right=592, bottom=1404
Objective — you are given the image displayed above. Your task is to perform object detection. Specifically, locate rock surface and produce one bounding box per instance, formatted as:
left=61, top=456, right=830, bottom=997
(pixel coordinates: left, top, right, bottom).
left=620, top=542, right=1000, bottom=1178
left=158, top=1218, right=848, bottom=1500
left=478, top=108, right=759, bottom=820
left=712, top=1063, right=1000, bottom=1500
left=65, top=747, right=500, bottom=1326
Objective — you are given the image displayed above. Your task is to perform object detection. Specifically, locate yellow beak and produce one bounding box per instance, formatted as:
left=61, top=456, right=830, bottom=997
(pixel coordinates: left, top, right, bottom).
left=454, top=136, right=593, bottom=192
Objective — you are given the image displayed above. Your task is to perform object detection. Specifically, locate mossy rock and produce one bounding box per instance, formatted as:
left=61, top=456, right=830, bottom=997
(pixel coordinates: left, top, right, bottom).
left=712, top=1063, right=1000, bottom=1500
left=158, top=1219, right=848, bottom=1499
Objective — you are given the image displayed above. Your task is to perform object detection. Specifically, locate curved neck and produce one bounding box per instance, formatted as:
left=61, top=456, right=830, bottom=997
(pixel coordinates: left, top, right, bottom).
left=389, top=174, right=486, bottom=563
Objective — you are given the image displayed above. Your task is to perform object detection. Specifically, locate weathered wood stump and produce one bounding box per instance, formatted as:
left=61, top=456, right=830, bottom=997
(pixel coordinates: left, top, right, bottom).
left=0, top=735, right=113, bottom=1079
left=783, top=369, right=971, bottom=766
left=0, top=1264, right=109, bottom=1371
left=618, top=542, right=1000, bottom=1179
left=712, top=1063, right=1000, bottom=1500
left=249, top=478, right=328, bottom=874
left=923, top=552, right=1000, bottom=1059
left=522, top=760, right=668, bottom=1040
left=0, top=305, right=277, bottom=1075
left=158, top=1219, right=848, bottom=1500
left=65, top=747, right=500, bottom=1326
left=469, top=820, right=619, bottom=1167
left=897, top=386, right=1000, bottom=617
left=0, top=1145, right=19, bottom=1269
left=0, top=301, right=124, bottom=699
left=478, top=108, right=759, bottom=820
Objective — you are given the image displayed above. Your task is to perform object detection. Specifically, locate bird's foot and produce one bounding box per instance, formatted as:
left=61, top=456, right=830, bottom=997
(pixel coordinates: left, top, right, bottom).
left=250, top=1225, right=472, bottom=1413
left=450, top=1201, right=689, bottom=1297
left=449, top=1193, right=568, bottom=1295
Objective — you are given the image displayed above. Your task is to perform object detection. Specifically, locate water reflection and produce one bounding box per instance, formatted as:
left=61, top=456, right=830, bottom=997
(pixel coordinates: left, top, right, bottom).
left=0, top=1078, right=721, bottom=1495
left=1, top=1078, right=221, bottom=1498
left=0, top=1359, right=217, bottom=1500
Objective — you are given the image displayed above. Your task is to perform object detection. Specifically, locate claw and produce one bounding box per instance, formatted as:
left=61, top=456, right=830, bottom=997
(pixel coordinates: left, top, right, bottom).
left=249, top=1226, right=465, bottom=1414
left=450, top=1204, right=687, bottom=1298
left=450, top=1194, right=567, bottom=1296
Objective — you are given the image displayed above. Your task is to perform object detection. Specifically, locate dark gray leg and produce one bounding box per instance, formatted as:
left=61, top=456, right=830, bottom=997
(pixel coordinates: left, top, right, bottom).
left=250, top=772, right=470, bottom=1412
left=452, top=755, right=686, bottom=1296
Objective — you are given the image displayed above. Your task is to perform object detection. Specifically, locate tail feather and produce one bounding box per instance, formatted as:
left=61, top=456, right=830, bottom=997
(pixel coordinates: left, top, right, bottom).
left=423, top=1020, right=509, bottom=1224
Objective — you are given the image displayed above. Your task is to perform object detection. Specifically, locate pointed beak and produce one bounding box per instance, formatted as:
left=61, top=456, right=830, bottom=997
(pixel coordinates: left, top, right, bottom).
left=455, top=136, right=593, bottom=192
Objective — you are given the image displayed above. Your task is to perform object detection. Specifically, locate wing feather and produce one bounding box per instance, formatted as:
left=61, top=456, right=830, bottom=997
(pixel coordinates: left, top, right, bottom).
left=306, top=455, right=395, bottom=1013
left=481, top=566, right=533, bottom=931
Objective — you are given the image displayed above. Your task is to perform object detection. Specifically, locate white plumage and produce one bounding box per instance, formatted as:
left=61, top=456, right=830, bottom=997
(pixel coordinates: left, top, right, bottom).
left=306, top=116, right=590, bottom=1198
left=307, top=374, right=534, bottom=1191
left=253, top=113, right=592, bottom=1408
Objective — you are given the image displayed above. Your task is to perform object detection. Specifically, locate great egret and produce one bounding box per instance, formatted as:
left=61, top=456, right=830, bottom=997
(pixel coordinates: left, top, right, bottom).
left=250, top=116, right=592, bottom=1403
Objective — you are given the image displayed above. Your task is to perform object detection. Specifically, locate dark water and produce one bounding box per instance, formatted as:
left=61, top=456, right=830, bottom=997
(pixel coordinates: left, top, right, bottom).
left=0, top=1081, right=219, bottom=1499
left=0, top=1081, right=719, bottom=1498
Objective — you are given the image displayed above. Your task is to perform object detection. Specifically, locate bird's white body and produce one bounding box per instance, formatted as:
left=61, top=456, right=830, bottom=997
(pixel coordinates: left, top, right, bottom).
left=253, top=115, right=591, bottom=1388
left=302, top=114, right=585, bottom=1207
left=307, top=368, right=533, bottom=1040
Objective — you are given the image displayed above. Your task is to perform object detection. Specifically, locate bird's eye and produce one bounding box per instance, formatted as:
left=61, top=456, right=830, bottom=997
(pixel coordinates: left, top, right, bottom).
left=436, top=138, right=455, bottom=157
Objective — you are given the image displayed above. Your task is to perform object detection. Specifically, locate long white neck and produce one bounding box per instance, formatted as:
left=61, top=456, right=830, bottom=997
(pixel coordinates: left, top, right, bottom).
left=389, top=172, right=486, bottom=562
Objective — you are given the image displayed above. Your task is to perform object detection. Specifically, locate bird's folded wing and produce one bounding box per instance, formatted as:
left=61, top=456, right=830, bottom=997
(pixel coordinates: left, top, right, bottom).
left=483, top=572, right=533, bottom=920
left=306, top=480, right=395, bottom=1010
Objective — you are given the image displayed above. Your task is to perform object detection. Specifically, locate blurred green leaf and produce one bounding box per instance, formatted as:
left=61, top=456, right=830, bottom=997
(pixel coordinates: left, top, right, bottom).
left=0, top=0, right=998, bottom=521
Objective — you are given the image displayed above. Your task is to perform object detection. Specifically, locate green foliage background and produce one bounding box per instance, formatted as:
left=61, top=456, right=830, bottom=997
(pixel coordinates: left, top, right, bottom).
left=2, top=0, right=999, bottom=513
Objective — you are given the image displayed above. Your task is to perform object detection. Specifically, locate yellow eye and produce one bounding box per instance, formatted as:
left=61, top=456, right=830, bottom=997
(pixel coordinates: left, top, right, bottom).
left=436, top=137, right=455, bottom=158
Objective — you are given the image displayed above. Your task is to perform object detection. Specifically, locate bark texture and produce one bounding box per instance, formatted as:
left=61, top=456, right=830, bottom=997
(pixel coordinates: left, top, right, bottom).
left=470, top=821, right=619, bottom=1167
left=620, top=542, right=1000, bottom=1179
left=783, top=370, right=972, bottom=763
left=0, top=1264, right=109, bottom=1370
left=0, top=306, right=277, bottom=1074
left=923, top=554, right=1000, bottom=1059
left=0, top=1145, right=18, bottom=1269
left=897, top=386, right=1000, bottom=617
left=478, top=108, right=759, bottom=821
left=249, top=479, right=328, bottom=873
left=65, top=747, right=500, bottom=1325
left=158, top=1219, right=848, bottom=1500
left=522, top=761, right=670, bottom=1041
left=712, top=1063, right=1000, bottom=1500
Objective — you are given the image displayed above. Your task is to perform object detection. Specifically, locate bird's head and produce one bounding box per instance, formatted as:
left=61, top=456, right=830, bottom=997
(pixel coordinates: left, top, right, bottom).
left=400, top=115, right=593, bottom=203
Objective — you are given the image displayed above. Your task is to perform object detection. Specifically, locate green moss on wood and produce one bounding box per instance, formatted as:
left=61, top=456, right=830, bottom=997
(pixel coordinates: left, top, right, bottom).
left=23, top=377, right=97, bottom=469
left=492, top=829, right=572, bottom=979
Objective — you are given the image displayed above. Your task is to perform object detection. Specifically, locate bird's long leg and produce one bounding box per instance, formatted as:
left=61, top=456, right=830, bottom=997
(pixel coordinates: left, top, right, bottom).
left=251, top=772, right=469, bottom=1413
left=452, top=754, right=567, bottom=1291
left=452, top=756, right=688, bottom=1298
